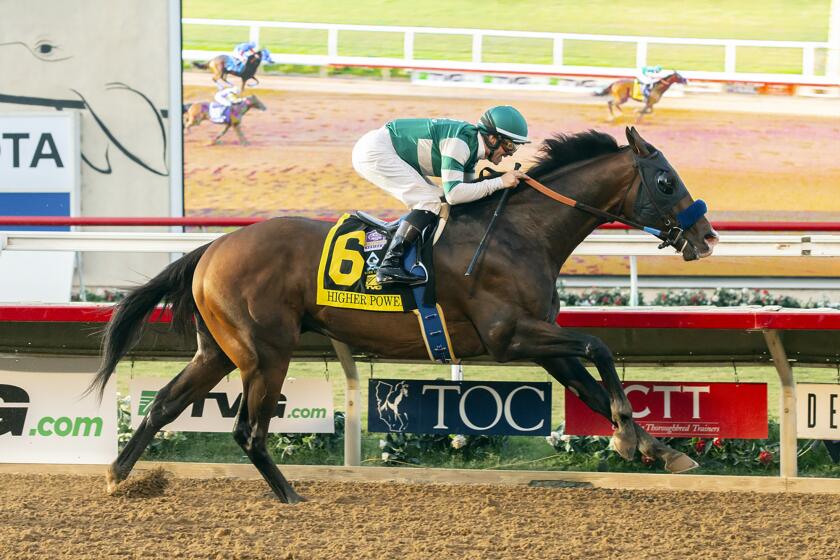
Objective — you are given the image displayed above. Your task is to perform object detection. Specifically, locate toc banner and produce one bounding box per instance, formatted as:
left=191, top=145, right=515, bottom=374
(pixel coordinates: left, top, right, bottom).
left=367, top=379, right=551, bottom=435
left=0, top=372, right=117, bottom=464
left=566, top=381, right=767, bottom=438
left=130, top=378, right=333, bottom=433
left=797, top=384, right=840, bottom=440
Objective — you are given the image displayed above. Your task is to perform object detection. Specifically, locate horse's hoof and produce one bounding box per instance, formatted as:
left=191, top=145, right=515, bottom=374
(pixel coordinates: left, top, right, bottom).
left=283, top=490, right=307, bottom=504
left=105, top=465, right=119, bottom=495
left=665, top=452, right=699, bottom=474
left=610, top=431, right=637, bottom=461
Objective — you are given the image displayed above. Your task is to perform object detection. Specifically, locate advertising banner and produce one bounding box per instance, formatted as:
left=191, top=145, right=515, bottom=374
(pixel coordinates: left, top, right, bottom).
left=565, top=381, right=767, bottom=438
left=0, top=372, right=117, bottom=464
left=797, top=384, right=840, bottom=440
left=130, top=378, right=334, bottom=433
left=0, top=112, right=79, bottom=302
left=367, top=379, right=552, bottom=436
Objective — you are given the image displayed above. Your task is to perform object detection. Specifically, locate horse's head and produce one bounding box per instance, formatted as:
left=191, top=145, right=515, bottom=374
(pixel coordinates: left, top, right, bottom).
left=246, top=95, right=266, bottom=111
left=665, top=71, right=687, bottom=85
left=623, top=127, right=717, bottom=261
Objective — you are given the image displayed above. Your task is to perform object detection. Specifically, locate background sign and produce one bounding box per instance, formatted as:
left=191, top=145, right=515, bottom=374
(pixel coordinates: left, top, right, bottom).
left=565, top=381, right=767, bottom=438
left=0, top=112, right=79, bottom=302
left=367, top=379, right=551, bottom=435
left=0, top=372, right=117, bottom=464
left=797, top=384, right=840, bottom=439
left=130, top=378, right=334, bottom=433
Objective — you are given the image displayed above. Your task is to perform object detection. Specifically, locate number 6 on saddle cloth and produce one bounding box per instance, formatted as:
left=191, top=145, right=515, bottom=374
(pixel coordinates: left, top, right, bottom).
left=316, top=212, right=456, bottom=363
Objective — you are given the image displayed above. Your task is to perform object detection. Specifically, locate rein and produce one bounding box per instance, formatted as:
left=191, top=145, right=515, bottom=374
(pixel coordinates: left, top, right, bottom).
left=521, top=173, right=689, bottom=251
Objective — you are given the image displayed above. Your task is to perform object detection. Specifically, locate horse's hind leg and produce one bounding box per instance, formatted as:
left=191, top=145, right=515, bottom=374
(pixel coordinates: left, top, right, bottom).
left=233, top=345, right=304, bottom=503
left=539, top=357, right=697, bottom=473
left=106, top=323, right=234, bottom=493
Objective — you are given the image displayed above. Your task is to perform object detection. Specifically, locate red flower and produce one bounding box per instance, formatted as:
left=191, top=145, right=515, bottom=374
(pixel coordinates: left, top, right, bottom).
left=694, top=440, right=706, bottom=454
left=712, top=437, right=724, bottom=448
left=758, top=450, right=773, bottom=465
left=641, top=455, right=655, bottom=466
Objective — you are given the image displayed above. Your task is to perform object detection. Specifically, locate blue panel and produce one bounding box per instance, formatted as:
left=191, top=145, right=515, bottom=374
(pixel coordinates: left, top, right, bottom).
left=0, top=193, right=71, bottom=231
left=368, top=379, right=552, bottom=436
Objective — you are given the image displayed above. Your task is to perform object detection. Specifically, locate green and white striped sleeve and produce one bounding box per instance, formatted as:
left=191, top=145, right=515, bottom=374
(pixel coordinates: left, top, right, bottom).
left=439, top=137, right=504, bottom=205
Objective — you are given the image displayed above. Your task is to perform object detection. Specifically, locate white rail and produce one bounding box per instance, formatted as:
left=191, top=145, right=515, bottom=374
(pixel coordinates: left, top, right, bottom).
left=4, top=231, right=840, bottom=257
left=182, top=18, right=840, bottom=85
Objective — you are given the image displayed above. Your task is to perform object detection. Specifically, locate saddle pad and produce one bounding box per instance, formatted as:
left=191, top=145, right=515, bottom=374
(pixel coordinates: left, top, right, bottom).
left=631, top=80, right=645, bottom=102
left=208, top=103, right=227, bottom=124
left=316, top=214, right=416, bottom=312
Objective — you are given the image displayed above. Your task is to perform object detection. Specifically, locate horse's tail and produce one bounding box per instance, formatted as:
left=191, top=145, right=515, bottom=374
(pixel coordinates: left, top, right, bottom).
left=182, top=103, right=193, bottom=114
left=192, top=61, right=209, bottom=70
left=593, top=84, right=612, bottom=96
left=86, top=243, right=211, bottom=400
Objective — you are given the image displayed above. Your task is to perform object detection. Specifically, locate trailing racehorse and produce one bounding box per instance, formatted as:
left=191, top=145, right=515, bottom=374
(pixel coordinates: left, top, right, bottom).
left=91, top=127, right=718, bottom=503
left=182, top=94, right=266, bottom=145
left=596, top=71, right=687, bottom=123
left=192, top=51, right=265, bottom=91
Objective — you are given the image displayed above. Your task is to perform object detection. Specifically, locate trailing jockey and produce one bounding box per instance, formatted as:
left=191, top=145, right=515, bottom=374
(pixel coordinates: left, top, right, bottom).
left=636, top=64, right=668, bottom=101
left=210, top=85, right=243, bottom=123
left=352, top=105, right=530, bottom=285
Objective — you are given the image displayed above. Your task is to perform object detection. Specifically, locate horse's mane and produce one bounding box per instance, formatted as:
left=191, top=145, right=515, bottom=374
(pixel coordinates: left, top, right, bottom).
left=448, top=130, right=622, bottom=218
left=528, top=130, right=620, bottom=180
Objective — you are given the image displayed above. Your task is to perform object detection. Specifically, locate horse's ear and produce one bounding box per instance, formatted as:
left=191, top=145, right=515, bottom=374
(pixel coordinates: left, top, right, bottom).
left=625, top=127, right=651, bottom=156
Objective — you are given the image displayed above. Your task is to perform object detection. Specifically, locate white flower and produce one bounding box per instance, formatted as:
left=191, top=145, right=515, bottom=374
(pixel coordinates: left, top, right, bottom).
left=378, top=439, right=388, bottom=449
left=381, top=452, right=391, bottom=462
left=450, top=434, right=467, bottom=449
left=560, top=434, right=572, bottom=443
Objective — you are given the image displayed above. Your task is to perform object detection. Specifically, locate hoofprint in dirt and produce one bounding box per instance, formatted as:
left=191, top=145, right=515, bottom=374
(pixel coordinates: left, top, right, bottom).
left=1, top=472, right=838, bottom=559
left=183, top=83, right=840, bottom=277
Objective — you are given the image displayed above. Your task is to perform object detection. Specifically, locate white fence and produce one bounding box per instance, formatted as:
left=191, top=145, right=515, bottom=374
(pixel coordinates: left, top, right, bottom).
left=182, top=18, right=840, bottom=86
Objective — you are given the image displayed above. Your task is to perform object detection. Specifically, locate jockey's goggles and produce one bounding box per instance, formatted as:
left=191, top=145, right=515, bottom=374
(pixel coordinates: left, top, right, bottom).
left=499, top=136, right=518, bottom=155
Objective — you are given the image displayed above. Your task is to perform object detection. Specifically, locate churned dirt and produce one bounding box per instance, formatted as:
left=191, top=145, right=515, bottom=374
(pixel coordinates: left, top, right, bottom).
left=1, top=470, right=838, bottom=559
left=183, top=74, right=840, bottom=277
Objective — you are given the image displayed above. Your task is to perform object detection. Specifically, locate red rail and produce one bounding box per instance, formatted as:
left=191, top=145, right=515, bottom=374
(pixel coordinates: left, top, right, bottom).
left=2, top=304, right=839, bottom=330
left=1, top=216, right=839, bottom=232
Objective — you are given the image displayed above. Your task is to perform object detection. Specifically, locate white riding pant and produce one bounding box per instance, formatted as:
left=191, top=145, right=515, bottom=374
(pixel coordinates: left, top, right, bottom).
left=352, top=126, right=442, bottom=215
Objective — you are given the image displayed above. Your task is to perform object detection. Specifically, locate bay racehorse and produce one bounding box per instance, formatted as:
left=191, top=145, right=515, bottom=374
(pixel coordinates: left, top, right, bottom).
left=192, top=52, right=264, bottom=91
left=182, top=94, right=266, bottom=145
left=91, top=127, right=718, bottom=503
left=596, top=71, right=688, bottom=123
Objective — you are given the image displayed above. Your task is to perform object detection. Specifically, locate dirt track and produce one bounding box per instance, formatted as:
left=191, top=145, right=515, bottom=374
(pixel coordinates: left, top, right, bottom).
left=183, top=76, right=840, bottom=278
left=1, top=470, right=838, bottom=559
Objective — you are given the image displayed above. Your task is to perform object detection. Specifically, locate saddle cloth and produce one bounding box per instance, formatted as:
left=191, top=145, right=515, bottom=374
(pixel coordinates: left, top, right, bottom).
left=317, top=214, right=419, bottom=312
left=631, top=80, right=645, bottom=102
left=208, top=102, right=229, bottom=124
left=223, top=55, right=246, bottom=74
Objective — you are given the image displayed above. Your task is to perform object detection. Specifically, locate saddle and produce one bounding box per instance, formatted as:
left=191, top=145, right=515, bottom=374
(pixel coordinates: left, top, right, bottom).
left=316, top=209, right=456, bottom=363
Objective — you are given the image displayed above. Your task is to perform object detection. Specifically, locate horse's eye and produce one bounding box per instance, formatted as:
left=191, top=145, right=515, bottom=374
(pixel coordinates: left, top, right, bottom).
left=656, top=172, right=674, bottom=194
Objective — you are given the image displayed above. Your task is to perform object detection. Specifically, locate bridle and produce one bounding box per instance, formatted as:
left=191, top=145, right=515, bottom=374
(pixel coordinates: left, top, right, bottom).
left=520, top=150, right=706, bottom=252
left=465, top=146, right=708, bottom=276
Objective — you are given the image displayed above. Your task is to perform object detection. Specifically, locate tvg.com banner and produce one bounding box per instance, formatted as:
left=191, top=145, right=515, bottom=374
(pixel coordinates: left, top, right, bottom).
left=368, top=379, right=551, bottom=436
left=0, top=373, right=117, bottom=464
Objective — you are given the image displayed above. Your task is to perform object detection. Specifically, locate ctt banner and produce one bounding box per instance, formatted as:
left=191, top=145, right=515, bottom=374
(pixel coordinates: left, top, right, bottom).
left=0, top=372, right=117, bottom=464
left=367, top=379, right=551, bottom=435
left=130, top=377, right=333, bottom=433
left=565, top=381, right=767, bottom=438
left=796, top=384, right=840, bottom=440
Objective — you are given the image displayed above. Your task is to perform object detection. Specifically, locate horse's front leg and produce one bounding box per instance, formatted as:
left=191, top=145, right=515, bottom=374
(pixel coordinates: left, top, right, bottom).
left=233, top=123, right=249, bottom=146
left=209, top=124, right=230, bottom=145
left=538, top=356, right=698, bottom=473
left=489, top=317, right=637, bottom=460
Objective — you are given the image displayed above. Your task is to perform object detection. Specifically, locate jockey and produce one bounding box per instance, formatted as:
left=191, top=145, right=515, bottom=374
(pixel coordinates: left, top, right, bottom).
left=212, top=86, right=243, bottom=121
left=352, top=105, right=530, bottom=285
left=637, top=65, right=667, bottom=99
left=232, top=42, right=258, bottom=65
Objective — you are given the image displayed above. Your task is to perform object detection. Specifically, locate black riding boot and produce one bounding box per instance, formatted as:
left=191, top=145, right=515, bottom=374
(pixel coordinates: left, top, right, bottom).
left=376, top=210, right=436, bottom=286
